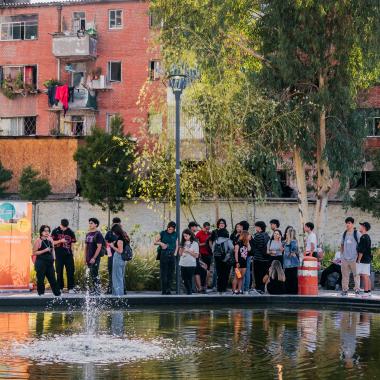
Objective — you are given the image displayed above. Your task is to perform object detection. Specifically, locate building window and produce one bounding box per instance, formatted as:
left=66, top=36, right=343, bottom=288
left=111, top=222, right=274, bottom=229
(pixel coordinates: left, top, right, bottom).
left=0, top=116, right=36, bottom=136
left=106, top=113, right=117, bottom=132
left=71, top=115, right=85, bottom=136
left=149, top=60, right=161, bottom=80
left=73, top=12, right=86, bottom=32
left=367, top=117, right=380, bottom=137
left=149, top=11, right=162, bottom=29
left=109, top=10, right=123, bottom=29
left=108, top=61, right=121, bottom=82
left=148, top=113, right=163, bottom=134
left=0, top=14, right=38, bottom=41
left=351, top=171, right=380, bottom=189
left=1, top=65, right=38, bottom=90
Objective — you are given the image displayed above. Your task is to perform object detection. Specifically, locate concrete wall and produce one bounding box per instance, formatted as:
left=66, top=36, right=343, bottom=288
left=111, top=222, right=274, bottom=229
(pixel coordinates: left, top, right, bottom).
left=33, top=199, right=380, bottom=249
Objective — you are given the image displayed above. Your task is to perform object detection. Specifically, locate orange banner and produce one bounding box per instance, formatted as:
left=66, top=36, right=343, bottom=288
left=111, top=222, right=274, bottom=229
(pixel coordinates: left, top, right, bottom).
left=0, top=202, right=32, bottom=289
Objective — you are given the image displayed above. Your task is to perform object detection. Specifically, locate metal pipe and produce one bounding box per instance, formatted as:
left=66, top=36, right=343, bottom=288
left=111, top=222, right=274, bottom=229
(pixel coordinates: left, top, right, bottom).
left=175, top=91, right=181, bottom=295
left=57, top=5, right=62, bottom=33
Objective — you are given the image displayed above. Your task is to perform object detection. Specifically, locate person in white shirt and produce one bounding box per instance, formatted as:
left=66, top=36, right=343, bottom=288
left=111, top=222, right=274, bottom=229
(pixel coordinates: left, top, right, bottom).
left=179, top=228, right=199, bottom=295
left=304, top=222, right=318, bottom=256
left=320, top=251, right=342, bottom=289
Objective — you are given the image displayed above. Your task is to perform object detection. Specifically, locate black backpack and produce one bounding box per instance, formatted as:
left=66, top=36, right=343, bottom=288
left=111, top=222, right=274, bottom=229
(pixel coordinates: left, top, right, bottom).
left=342, top=229, right=359, bottom=244
left=213, top=240, right=227, bottom=258
left=121, top=241, right=133, bottom=261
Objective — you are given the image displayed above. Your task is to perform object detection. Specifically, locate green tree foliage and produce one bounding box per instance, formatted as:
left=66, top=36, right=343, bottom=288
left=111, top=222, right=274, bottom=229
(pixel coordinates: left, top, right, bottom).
left=74, top=116, right=135, bottom=215
left=351, top=150, right=380, bottom=218
left=0, top=162, right=13, bottom=198
left=19, top=166, right=51, bottom=200
left=152, top=0, right=380, bottom=238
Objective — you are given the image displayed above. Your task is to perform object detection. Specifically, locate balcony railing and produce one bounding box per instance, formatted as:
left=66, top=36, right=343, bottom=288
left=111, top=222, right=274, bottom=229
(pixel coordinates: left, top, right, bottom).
left=48, top=112, right=96, bottom=136
left=52, top=33, right=97, bottom=60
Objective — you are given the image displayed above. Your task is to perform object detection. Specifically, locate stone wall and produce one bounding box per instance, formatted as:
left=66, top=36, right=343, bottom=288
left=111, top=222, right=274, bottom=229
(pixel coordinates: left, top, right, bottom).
left=33, top=199, right=380, bottom=249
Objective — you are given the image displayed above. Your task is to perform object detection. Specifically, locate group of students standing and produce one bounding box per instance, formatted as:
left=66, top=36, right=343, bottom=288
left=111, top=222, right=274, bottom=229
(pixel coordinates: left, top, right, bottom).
left=155, top=218, right=307, bottom=295
left=155, top=216, right=373, bottom=296
left=32, top=217, right=131, bottom=297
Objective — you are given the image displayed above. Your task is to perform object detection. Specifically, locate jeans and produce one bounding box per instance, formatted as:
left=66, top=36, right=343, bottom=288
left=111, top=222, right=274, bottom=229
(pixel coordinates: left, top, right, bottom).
left=320, top=263, right=342, bottom=288
left=215, top=257, right=230, bottom=292
left=243, top=256, right=252, bottom=291
left=160, top=254, right=175, bottom=294
left=253, top=260, right=270, bottom=292
left=112, top=252, right=126, bottom=296
left=341, top=259, right=359, bottom=291
left=88, top=257, right=101, bottom=293
left=181, top=266, right=195, bottom=294
left=35, top=258, right=61, bottom=296
left=107, top=255, right=113, bottom=293
left=55, top=251, right=75, bottom=290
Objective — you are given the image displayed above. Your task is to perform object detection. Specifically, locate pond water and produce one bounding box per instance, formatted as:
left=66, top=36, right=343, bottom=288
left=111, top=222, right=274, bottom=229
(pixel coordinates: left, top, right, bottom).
left=0, top=308, right=379, bottom=379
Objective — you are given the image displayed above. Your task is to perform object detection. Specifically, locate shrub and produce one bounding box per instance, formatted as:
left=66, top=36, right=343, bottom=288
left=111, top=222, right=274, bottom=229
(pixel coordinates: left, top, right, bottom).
left=19, top=166, right=51, bottom=201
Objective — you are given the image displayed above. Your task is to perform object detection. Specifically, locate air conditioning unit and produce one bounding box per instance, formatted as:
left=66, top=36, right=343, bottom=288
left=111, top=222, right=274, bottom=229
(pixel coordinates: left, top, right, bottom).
left=91, top=75, right=107, bottom=89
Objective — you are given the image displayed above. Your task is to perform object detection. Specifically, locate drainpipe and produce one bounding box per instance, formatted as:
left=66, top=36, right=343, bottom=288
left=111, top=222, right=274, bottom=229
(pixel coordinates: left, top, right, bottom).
left=57, top=5, right=62, bottom=33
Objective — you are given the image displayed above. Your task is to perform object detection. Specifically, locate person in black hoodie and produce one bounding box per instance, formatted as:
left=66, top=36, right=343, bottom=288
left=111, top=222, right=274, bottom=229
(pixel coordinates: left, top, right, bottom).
left=209, top=218, right=234, bottom=294
left=251, top=221, right=270, bottom=292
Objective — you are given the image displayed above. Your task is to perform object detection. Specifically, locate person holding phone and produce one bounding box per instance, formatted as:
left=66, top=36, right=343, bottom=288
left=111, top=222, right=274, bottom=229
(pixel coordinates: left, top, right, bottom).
left=32, top=225, right=61, bottom=296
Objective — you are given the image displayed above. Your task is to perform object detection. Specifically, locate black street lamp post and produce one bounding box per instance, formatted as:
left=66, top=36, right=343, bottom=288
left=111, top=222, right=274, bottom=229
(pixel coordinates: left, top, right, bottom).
left=167, top=66, right=198, bottom=294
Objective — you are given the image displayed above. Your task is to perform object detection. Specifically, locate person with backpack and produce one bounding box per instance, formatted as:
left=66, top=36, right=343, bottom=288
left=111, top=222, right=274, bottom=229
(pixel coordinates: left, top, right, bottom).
left=319, top=251, right=342, bottom=290
left=179, top=228, right=199, bottom=295
left=154, top=221, right=178, bottom=295
left=209, top=218, right=234, bottom=294
left=340, top=217, right=361, bottom=296
left=251, top=221, right=270, bottom=293
left=85, top=217, right=105, bottom=295
left=109, top=223, right=130, bottom=296
left=52, top=219, right=76, bottom=293
left=196, top=222, right=212, bottom=290
left=105, top=217, right=122, bottom=294
left=32, top=225, right=61, bottom=297
left=357, top=222, right=372, bottom=298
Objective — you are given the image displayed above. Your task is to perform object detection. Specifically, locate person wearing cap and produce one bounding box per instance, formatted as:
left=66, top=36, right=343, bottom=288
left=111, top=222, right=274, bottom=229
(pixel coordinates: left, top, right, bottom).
left=251, top=221, right=270, bottom=292
left=357, top=222, right=372, bottom=298
left=154, top=221, right=178, bottom=295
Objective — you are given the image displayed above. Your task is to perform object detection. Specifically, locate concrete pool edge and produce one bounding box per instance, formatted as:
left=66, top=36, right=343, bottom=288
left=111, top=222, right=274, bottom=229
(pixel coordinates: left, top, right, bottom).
left=0, top=294, right=379, bottom=312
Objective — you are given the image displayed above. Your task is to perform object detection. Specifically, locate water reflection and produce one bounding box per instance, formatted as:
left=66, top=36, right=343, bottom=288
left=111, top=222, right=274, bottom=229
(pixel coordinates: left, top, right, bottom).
left=0, top=308, right=379, bottom=379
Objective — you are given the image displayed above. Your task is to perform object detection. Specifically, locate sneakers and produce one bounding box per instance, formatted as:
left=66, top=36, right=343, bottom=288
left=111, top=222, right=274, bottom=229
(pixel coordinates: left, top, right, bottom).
left=68, top=289, right=76, bottom=294
left=341, top=291, right=348, bottom=296
left=362, top=291, right=372, bottom=298
left=355, top=290, right=361, bottom=297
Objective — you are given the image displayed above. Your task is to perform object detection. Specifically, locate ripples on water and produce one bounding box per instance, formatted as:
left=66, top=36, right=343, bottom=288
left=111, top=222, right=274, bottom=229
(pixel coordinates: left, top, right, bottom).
left=0, top=308, right=379, bottom=379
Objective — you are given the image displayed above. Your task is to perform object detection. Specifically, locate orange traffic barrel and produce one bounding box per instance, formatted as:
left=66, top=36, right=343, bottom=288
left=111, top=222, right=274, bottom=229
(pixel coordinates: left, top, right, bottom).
left=298, top=256, right=319, bottom=295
